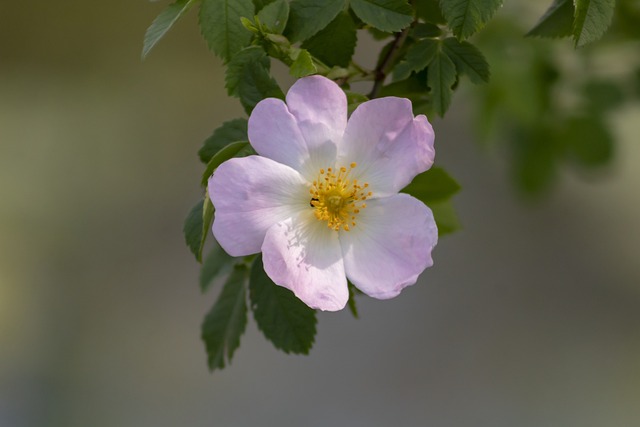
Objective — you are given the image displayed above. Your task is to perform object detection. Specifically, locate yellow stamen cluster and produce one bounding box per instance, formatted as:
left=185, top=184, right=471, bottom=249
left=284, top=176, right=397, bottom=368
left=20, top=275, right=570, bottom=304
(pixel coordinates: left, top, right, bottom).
left=309, top=162, right=372, bottom=231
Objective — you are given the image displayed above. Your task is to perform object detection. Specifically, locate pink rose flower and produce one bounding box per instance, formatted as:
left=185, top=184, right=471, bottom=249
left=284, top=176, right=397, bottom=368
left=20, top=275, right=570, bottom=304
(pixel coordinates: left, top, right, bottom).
left=209, top=75, right=437, bottom=311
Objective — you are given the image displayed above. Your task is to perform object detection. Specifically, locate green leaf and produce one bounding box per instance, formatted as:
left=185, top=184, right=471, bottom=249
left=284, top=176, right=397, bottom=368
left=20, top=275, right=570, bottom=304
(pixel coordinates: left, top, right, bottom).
left=582, top=80, right=625, bottom=111
left=200, top=194, right=215, bottom=257
left=201, top=265, right=249, bottom=370
left=381, top=71, right=429, bottom=98
left=301, top=11, right=357, bottom=67
left=238, top=63, right=285, bottom=114
left=376, top=38, right=411, bottom=76
left=226, top=46, right=268, bottom=96
left=347, top=282, right=359, bottom=318
left=198, top=118, right=248, bottom=164
left=562, top=116, right=613, bottom=167
left=184, top=199, right=204, bottom=261
left=526, top=0, right=574, bottom=39
left=512, top=127, right=558, bottom=195
left=345, top=91, right=369, bottom=114
left=401, top=167, right=461, bottom=203
left=249, top=256, right=317, bottom=354
left=142, top=0, right=197, bottom=59
left=573, top=0, right=615, bottom=47
left=257, top=0, right=289, bottom=33
left=200, top=239, right=239, bottom=292
left=412, top=22, right=442, bottom=38
left=427, top=48, right=457, bottom=116
left=415, top=0, right=446, bottom=24
left=350, top=0, right=413, bottom=32
left=439, top=0, right=502, bottom=40
left=199, top=0, right=254, bottom=62
left=393, top=38, right=439, bottom=81
left=285, top=0, right=347, bottom=42
left=381, top=71, right=432, bottom=114
left=368, top=27, right=394, bottom=40
left=225, top=46, right=284, bottom=113
left=252, top=0, right=276, bottom=13
left=201, top=141, right=253, bottom=186
left=442, top=37, right=489, bottom=84
left=184, top=195, right=216, bottom=262
left=428, top=199, right=461, bottom=236
left=289, top=49, right=317, bottom=77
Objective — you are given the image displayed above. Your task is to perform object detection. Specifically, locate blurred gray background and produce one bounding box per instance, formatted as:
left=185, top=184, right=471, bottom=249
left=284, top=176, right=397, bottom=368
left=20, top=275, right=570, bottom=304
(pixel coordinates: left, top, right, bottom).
left=1, top=1, right=639, bottom=426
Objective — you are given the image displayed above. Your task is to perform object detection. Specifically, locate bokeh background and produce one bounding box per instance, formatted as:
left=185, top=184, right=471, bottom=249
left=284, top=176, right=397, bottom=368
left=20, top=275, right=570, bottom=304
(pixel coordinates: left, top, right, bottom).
left=1, top=1, right=640, bottom=426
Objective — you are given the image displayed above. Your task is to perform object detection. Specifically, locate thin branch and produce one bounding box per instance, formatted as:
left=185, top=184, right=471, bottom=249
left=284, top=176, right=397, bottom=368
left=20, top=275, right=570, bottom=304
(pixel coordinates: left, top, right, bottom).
left=368, top=25, right=413, bottom=99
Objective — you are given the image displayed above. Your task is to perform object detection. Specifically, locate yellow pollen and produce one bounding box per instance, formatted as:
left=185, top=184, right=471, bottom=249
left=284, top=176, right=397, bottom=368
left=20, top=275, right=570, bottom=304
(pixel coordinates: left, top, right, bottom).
left=309, top=163, right=370, bottom=231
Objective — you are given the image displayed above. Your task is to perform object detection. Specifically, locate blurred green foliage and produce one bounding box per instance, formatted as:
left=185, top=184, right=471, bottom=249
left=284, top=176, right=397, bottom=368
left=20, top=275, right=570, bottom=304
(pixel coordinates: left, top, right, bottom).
left=146, top=0, right=637, bottom=370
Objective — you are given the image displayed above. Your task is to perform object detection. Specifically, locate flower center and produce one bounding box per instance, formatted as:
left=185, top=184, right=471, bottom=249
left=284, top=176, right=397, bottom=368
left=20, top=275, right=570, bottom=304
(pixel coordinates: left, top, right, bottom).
left=309, top=162, right=371, bottom=232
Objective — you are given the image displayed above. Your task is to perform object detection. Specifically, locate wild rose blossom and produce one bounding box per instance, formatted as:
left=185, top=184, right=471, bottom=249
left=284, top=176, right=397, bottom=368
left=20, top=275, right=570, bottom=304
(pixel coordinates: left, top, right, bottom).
left=209, top=75, right=437, bottom=311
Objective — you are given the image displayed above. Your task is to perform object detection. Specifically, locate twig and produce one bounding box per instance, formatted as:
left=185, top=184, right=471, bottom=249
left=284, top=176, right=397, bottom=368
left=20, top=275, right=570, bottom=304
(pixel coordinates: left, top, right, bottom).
left=368, top=24, right=413, bottom=99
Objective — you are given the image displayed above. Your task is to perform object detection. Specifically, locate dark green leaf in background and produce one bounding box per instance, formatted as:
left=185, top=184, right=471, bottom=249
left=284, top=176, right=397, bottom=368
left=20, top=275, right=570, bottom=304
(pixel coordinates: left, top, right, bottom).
left=442, top=37, right=490, bottom=84
left=427, top=48, right=457, bottom=116
left=350, top=0, right=413, bottom=32
left=200, top=195, right=215, bottom=259
left=380, top=71, right=429, bottom=97
left=257, top=0, right=289, bottom=34
left=238, top=62, right=285, bottom=113
left=429, top=199, right=462, bottom=236
left=184, top=195, right=215, bottom=262
left=142, top=0, right=197, bottom=59
left=201, top=265, right=249, bottom=370
left=202, top=141, right=252, bottom=185
left=252, top=0, right=276, bottom=13
left=200, top=239, right=239, bottom=293
left=289, top=48, right=317, bottom=77
left=199, top=0, right=254, bottom=62
left=573, top=0, right=615, bottom=47
left=415, top=0, right=446, bottom=24
left=226, top=46, right=269, bottom=96
left=285, top=0, right=346, bottom=42
left=412, top=22, right=442, bottom=38
left=512, top=127, right=559, bottom=195
left=345, top=91, right=369, bottom=114
left=526, top=0, right=574, bottom=39
left=347, top=282, right=359, bottom=318
left=393, top=38, right=439, bottom=81
left=184, top=199, right=204, bottom=261
left=198, top=118, right=248, bottom=164
left=249, top=256, right=317, bottom=354
left=225, top=46, right=284, bottom=113
left=401, top=166, right=461, bottom=203
left=582, top=80, right=625, bottom=111
left=439, top=0, right=503, bottom=40
left=368, top=27, right=394, bottom=40
left=301, top=11, right=357, bottom=67
left=562, top=116, right=613, bottom=167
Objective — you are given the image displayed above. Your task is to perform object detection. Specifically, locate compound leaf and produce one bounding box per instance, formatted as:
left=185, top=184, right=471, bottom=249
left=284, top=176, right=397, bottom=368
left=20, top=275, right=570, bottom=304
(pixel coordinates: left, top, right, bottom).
left=202, top=265, right=249, bottom=370
left=442, top=37, right=489, bottom=83
left=199, top=0, right=254, bottom=62
left=439, top=0, right=502, bottom=39
left=249, top=256, right=317, bottom=354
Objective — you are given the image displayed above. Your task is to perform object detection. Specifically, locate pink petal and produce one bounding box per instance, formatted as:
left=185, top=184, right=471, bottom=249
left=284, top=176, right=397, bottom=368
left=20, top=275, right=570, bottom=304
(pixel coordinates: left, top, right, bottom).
left=248, top=76, right=346, bottom=179
left=209, top=156, right=308, bottom=257
left=248, top=98, right=311, bottom=174
left=338, top=97, right=435, bottom=197
left=285, top=76, right=347, bottom=166
left=262, top=212, right=348, bottom=311
left=339, top=194, right=437, bottom=299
